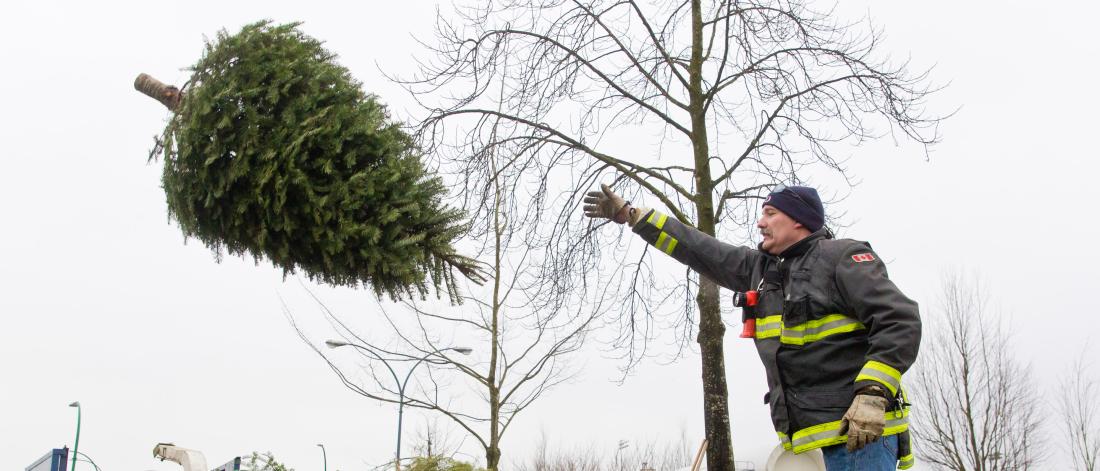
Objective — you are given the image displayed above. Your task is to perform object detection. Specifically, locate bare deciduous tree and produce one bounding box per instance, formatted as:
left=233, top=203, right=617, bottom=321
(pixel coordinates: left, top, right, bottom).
left=515, top=433, right=693, bottom=471
left=910, top=274, right=1044, bottom=470
left=402, top=1, right=945, bottom=468
left=289, top=162, right=600, bottom=471
left=409, top=418, right=470, bottom=463
left=1057, top=349, right=1100, bottom=471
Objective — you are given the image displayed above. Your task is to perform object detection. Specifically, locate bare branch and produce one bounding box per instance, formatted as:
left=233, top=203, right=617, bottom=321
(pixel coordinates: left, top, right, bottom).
left=401, top=2, right=948, bottom=469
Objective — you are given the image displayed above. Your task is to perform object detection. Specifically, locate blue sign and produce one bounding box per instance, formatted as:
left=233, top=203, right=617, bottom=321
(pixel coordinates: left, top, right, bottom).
left=26, top=448, right=69, bottom=471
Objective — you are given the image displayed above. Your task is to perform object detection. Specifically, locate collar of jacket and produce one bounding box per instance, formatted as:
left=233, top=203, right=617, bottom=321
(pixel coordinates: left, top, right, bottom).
left=777, top=228, right=831, bottom=259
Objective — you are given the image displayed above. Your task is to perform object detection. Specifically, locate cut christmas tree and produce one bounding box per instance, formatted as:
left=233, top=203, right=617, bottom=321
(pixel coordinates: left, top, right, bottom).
left=135, top=21, right=483, bottom=301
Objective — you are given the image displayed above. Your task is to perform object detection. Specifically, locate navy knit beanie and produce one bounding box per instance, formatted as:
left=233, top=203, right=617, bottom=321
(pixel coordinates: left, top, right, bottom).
left=763, top=185, right=825, bottom=232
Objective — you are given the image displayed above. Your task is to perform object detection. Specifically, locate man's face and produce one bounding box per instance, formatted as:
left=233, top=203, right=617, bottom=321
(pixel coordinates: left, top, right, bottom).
left=757, top=205, right=807, bottom=255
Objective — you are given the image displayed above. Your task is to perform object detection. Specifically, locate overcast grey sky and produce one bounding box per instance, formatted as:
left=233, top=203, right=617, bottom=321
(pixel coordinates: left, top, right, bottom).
left=2, top=1, right=1098, bottom=471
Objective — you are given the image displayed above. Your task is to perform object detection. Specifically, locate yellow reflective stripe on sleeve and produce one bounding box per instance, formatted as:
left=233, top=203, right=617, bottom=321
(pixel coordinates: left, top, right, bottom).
left=645, top=211, right=669, bottom=229
left=856, top=360, right=903, bottom=395
left=653, top=232, right=679, bottom=255
left=898, top=454, right=915, bottom=469
left=664, top=237, right=678, bottom=254
left=788, top=410, right=909, bottom=453
left=779, top=314, right=865, bottom=346
left=754, top=315, right=784, bottom=339
left=644, top=212, right=676, bottom=254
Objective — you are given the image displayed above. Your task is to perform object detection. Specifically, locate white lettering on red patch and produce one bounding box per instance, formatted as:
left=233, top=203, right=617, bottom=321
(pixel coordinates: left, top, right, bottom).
left=851, top=253, right=876, bottom=263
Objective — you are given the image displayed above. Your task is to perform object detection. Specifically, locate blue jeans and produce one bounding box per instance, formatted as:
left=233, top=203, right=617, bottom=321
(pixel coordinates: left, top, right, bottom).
left=821, top=434, right=898, bottom=471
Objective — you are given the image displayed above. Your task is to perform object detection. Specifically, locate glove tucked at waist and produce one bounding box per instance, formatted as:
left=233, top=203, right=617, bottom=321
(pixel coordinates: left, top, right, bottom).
left=839, top=393, right=889, bottom=451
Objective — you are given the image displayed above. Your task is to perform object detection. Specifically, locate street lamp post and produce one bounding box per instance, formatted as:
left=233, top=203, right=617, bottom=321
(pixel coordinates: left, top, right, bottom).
left=325, top=340, right=472, bottom=471
left=615, top=440, right=629, bottom=470
left=69, top=402, right=81, bottom=471
left=316, top=444, right=327, bottom=471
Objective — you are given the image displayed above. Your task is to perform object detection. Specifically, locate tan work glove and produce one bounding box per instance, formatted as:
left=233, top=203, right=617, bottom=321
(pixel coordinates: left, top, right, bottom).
left=839, top=393, right=888, bottom=451
left=583, top=184, right=632, bottom=224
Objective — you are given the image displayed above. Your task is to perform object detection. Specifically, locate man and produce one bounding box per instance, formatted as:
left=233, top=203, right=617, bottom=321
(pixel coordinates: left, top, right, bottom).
left=584, top=183, right=920, bottom=470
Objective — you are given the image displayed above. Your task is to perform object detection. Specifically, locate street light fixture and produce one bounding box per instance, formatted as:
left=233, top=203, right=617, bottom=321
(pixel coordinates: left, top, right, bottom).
left=69, top=402, right=81, bottom=471
left=316, top=444, right=327, bottom=471
left=324, top=340, right=471, bottom=471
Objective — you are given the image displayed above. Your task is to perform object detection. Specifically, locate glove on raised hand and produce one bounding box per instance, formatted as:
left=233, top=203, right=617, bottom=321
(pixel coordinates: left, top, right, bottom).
left=839, top=393, right=888, bottom=451
left=583, top=184, right=631, bottom=224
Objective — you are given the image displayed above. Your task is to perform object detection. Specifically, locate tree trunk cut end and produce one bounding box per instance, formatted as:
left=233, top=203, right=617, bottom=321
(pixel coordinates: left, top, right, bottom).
left=134, top=73, right=182, bottom=111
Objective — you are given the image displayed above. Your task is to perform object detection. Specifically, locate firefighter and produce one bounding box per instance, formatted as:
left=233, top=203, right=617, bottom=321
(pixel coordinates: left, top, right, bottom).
left=584, top=183, right=920, bottom=470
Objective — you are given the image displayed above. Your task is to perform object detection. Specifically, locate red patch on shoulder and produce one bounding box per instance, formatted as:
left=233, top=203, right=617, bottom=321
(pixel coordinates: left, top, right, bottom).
left=851, top=253, right=876, bottom=263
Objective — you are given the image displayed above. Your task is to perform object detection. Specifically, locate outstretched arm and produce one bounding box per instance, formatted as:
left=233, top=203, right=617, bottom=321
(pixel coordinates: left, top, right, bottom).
left=584, top=184, right=761, bottom=292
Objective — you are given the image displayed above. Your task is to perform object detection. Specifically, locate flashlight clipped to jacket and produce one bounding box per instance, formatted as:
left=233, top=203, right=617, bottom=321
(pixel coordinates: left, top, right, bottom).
left=734, top=290, right=759, bottom=338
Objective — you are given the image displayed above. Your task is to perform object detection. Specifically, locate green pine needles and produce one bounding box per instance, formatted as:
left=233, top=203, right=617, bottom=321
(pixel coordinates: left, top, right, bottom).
left=151, top=21, right=483, bottom=301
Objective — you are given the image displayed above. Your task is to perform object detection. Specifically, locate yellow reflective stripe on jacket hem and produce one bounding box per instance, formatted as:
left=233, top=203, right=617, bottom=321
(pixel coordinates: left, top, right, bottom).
left=856, top=360, right=902, bottom=395
left=777, top=432, right=792, bottom=451
left=898, top=453, right=915, bottom=469
left=753, top=314, right=865, bottom=345
left=788, top=410, right=909, bottom=454
left=755, top=315, right=783, bottom=339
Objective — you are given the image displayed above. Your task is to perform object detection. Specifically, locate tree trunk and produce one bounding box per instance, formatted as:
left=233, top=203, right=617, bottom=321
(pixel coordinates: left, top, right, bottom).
left=487, top=381, right=501, bottom=470
left=698, top=281, right=733, bottom=470
left=133, top=73, right=182, bottom=111
left=487, top=185, right=503, bottom=471
left=689, top=1, right=734, bottom=469
left=486, top=437, right=501, bottom=471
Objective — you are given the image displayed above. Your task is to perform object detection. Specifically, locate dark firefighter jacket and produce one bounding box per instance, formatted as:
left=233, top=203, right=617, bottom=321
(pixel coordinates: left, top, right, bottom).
left=633, top=210, right=920, bottom=466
